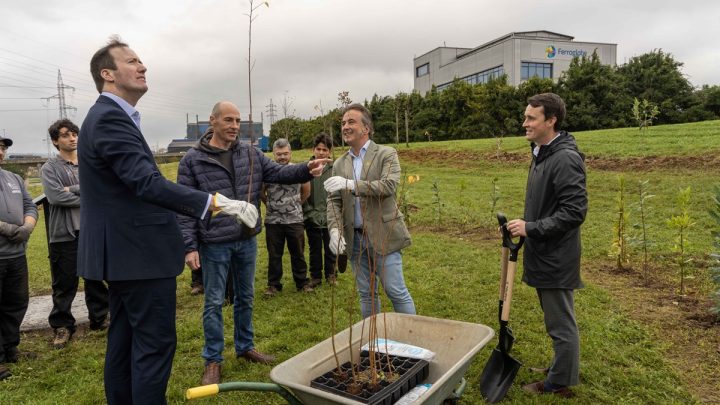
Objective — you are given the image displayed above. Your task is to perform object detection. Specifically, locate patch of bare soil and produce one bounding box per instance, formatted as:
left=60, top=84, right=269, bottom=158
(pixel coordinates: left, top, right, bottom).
left=398, top=148, right=720, bottom=172
left=585, top=261, right=720, bottom=404
left=585, top=154, right=720, bottom=171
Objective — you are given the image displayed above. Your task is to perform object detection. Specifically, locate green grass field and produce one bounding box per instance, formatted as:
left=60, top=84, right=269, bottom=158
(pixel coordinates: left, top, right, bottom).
left=2, top=120, right=718, bottom=404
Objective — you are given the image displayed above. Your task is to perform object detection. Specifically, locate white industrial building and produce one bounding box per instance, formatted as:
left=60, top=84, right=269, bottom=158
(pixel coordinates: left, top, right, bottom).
left=413, top=31, right=617, bottom=94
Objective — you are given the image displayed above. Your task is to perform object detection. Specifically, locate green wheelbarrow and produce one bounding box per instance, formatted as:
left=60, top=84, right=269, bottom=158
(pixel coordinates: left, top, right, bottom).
left=186, top=313, right=494, bottom=404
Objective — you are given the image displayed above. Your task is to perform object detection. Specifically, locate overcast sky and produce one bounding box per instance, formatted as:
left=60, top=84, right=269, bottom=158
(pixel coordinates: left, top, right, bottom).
left=1, top=0, right=718, bottom=154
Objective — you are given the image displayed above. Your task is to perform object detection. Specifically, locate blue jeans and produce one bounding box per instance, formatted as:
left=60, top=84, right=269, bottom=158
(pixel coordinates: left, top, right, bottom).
left=350, top=231, right=416, bottom=318
left=199, top=238, right=257, bottom=364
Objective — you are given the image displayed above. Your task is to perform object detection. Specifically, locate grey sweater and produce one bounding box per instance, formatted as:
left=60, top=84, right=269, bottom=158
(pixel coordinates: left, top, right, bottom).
left=0, top=168, right=38, bottom=258
left=40, top=157, right=81, bottom=243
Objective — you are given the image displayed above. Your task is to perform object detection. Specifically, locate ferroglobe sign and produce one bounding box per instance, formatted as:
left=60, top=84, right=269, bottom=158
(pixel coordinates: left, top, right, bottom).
left=546, top=44, right=587, bottom=59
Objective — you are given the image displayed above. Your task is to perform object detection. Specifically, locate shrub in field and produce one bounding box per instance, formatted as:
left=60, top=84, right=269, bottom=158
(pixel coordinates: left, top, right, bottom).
left=667, top=187, right=694, bottom=296
left=708, top=186, right=720, bottom=316
left=1, top=163, right=28, bottom=179
left=630, top=180, right=655, bottom=283
left=611, top=175, right=630, bottom=270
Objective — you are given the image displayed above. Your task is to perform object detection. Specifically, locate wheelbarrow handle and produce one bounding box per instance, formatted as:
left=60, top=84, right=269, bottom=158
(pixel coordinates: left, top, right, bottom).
left=186, top=382, right=302, bottom=404
left=186, top=384, right=220, bottom=399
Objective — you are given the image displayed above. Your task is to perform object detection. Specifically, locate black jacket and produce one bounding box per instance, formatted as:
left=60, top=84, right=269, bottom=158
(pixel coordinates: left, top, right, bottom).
left=176, top=130, right=313, bottom=252
left=522, top=131, right=587, bottom=289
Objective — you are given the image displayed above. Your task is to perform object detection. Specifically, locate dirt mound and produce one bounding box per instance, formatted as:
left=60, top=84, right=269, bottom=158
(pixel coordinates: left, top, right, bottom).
left=398, top=149, right=526, bottom=169
left=398, top=148, right=720, bottom=172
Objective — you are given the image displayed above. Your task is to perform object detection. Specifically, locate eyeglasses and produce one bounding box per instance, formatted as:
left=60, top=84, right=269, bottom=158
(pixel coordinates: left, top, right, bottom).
left=0, top=146, right=7, bottom=151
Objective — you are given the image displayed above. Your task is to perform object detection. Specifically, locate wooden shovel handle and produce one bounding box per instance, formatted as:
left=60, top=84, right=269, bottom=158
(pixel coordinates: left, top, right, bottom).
left=501, top=260, right=517, bottom=322
left=499, top=247, right=509, bottom=300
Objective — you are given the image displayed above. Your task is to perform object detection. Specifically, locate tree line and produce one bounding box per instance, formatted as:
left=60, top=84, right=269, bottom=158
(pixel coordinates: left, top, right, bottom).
left=270, top=49, right=720, bottom=148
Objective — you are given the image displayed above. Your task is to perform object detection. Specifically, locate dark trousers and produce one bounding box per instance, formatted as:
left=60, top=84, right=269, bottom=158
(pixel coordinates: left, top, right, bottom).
left=49, top=239, right=109, bottom=330
left=266, top=223, right=308, bottom=290
left=105, top=277, right=176, bottom=405
left=0, top=256, right=28, bottom=363
left=305, top=226, right=336, bottom=280
left=537, top=288, right=580, bottom=387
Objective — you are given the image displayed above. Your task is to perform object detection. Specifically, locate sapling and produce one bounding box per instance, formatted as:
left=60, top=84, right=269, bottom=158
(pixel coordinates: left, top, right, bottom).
left=397, top=171, right=419, bottom=226
left=632, top=97, right=660, bottom=131
left=489, top=177, right=501, bottom=224
left=611, top=175, right=630, bottom=270
left=431, top=179, right=443, bottom=228
left=631, top=179, right=655, bottom=283
left=667, top=187, right=694, bottom=296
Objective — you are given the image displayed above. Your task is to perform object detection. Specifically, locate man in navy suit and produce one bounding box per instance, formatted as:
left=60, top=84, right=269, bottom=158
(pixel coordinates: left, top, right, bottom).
left=79, top=37, right=227, bottom=405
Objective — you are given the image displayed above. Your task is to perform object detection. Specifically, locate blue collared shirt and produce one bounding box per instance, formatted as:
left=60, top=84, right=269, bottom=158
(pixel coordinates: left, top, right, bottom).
left=101, top=92, right=141, bottom=130
left=348, top=139, right=371, bottom=228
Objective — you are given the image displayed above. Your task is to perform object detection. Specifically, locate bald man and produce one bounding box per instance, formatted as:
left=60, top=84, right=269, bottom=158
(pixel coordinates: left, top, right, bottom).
left=177, top=101, right=329, bottom=385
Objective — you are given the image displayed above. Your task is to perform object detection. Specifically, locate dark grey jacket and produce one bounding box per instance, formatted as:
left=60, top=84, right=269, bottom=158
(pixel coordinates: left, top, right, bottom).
left=0, top=169, right=39, bottom=258
left=522, top=131, right=587, bottom=289
left=40, top=157, right=81, bottom=243
left=177, top=131, right=313, bottom=252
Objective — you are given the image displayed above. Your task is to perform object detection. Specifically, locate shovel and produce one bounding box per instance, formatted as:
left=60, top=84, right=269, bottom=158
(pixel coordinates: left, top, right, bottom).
left=479, top=213, right=525, bottom=403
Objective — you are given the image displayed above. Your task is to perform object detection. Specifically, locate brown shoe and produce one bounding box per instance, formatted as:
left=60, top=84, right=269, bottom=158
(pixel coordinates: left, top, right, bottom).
left=237, top=349, right=276, bottom=365
left=308, top=278, right=322, bottom=288
left=190, top=285, right=204, bottom=295
left=522, top=380, right=575, bottom=398
left=298, top=284, right=314, bottom=293
left=0, top=364, right=10, bottom=380
left=53, top=327, right=73, bottom=349
left=201, top=362, right=222, bottom=385
left=264, top=286, right=279, bottom=297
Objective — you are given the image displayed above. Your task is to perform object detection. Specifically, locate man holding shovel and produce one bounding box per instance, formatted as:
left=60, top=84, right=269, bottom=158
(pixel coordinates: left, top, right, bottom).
left=507, top=93, right=587, bottom=398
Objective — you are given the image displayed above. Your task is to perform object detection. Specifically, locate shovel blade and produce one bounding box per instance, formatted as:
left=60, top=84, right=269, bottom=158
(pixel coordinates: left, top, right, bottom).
left=498, top=324, right=515, bottom=354
left=479, top=348, right=522, bottom=403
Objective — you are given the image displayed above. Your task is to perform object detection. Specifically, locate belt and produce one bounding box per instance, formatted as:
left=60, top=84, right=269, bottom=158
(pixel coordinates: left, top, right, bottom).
left=354, top=228, right=363, bottom=232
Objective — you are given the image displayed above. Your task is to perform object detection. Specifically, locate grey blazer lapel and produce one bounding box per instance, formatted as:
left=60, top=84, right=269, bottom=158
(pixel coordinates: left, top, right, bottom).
left=362, top=141, right=380, bottom=181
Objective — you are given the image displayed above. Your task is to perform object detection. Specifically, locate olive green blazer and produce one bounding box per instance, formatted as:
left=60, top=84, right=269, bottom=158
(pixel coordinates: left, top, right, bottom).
left=327, top=140, right=411, bottom=255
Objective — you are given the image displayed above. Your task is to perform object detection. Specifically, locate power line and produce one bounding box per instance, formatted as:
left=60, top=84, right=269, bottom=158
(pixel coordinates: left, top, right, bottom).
left=0, top=109, right=52, bottom=112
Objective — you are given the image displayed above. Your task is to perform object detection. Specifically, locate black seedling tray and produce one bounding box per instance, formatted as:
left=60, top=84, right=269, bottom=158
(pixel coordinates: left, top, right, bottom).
left=310, top=353, right=429, bottom=404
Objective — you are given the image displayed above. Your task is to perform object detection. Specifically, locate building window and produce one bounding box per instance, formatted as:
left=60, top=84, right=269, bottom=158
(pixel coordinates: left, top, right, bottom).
left=416, top=63, right=429, bottom=77
left=473, top=65, right=504, bottom=84
left=435, top=65, right=505, bottom=91
left=521, top=62, right=553, bottom=80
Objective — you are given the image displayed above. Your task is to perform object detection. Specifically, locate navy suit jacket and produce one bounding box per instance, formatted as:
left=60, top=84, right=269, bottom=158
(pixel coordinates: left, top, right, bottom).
left=78, top=95, right=209, bottom=281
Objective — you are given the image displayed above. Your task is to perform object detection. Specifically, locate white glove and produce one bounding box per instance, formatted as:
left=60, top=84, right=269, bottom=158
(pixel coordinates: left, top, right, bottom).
left=329, top=228, right=346, bottom=256
left=214, top=193, right=259, bottom=228
left=324, top=176, right=355, bottom=193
